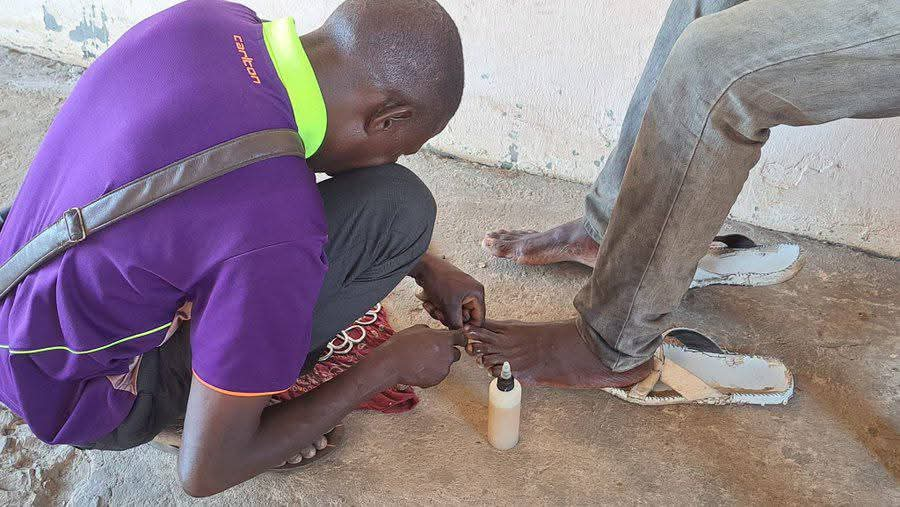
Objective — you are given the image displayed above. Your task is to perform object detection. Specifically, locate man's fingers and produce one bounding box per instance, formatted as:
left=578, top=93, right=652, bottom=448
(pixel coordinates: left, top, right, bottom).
left=464, top=296, right=486, bottom=327
left=422, top=302, right=445, bottom=323
left=445, top=300, right=464, bottom=329
left=463, top=327, right=502, bottom=344
left=449, top=329, right=468, bottom=348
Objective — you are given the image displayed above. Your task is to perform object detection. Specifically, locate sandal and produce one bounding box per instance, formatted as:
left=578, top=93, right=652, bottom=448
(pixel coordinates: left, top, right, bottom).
left=602, top=329, right=795, bottom=406
left=691, top=234, right=803, bottom=289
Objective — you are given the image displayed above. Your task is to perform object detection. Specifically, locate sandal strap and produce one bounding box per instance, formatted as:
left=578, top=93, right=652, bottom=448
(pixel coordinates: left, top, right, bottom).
left=658, top=356, right=723, bottom=401
left=627, top=358, right=662, bottom=399
left=664, top=327, right=725, bottom=354
left=628, top=346, right=724, bottom=401
left=712, top=234, right=756, bottom=249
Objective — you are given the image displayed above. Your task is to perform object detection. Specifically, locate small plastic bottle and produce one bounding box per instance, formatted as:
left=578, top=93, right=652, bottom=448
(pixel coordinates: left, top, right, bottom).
left=488, top=361, right=522, bottom=450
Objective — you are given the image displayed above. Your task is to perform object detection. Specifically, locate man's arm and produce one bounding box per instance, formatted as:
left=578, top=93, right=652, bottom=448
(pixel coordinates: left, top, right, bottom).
left=178, top=325, right=466, bottom=497
left=410, top=250, right=486, bottom=329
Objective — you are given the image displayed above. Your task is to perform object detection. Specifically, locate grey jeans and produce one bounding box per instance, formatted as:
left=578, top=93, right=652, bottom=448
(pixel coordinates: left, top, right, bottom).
left=576, top=0, right=900, bottom=371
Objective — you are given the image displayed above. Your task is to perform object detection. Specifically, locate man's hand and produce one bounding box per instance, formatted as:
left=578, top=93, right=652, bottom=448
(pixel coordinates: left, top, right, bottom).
left=410, top=252, right=486, bottom=329
left=378, top=324, right=467, bottom=387
left=178, top=324, right=465, bottom=497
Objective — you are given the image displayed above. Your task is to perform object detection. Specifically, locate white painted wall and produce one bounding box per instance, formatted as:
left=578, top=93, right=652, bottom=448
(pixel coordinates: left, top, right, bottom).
left=2, top=1, right=897, bottom=256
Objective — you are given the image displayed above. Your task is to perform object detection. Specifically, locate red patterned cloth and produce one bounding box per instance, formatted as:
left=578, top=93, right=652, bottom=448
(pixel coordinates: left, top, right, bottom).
left=272, top=304, right=419, bottom=413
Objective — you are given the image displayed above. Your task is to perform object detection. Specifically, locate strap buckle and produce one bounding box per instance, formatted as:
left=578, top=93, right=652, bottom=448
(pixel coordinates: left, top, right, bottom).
left=63, top=207, right=87, bottom=244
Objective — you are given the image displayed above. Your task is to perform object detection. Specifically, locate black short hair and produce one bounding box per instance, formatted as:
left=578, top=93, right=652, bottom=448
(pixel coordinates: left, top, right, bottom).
left=325, top=0, right=465, bottom=130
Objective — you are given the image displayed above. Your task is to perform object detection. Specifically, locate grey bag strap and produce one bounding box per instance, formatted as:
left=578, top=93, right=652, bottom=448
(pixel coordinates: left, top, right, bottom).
left=0, top=128, right=305, bottom=300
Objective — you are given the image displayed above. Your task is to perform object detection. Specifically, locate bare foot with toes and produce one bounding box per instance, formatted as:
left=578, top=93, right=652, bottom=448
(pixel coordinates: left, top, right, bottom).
left=482, top=218, right=600, bottom=266
left=463, top=319, right=651, bottom=388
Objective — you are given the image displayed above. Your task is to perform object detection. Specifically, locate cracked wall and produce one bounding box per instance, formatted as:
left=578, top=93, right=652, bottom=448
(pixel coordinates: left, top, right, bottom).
left=1, top=1, right=897, bottom=256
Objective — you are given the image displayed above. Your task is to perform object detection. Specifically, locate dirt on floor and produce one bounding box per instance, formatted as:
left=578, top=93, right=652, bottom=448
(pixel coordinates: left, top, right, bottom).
left=0, top=48, right=897, bottom=506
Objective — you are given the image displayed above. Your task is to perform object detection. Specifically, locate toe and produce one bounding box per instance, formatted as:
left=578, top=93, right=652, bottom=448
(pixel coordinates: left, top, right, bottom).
left=481, top=354, right=505, bottom=368
left=287, top=453, right=303, bottom=464
left=301, top=446, right=317, bottom=459
left=464, top=327, right=503, bottom=344
left=314, top=435, right=328, bottom=450
left=483, top=241, right=512, bottom=258
left=468, top=342, right=496, bottom=356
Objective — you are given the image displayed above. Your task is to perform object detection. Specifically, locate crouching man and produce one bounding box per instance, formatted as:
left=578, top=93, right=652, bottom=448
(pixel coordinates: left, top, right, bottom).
left=0, top=0, right=481, bottom=496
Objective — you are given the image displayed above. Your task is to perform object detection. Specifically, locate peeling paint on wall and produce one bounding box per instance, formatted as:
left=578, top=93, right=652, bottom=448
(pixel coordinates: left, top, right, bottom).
left=67, top=4, right=109, bottom=59
left=759, top=155, right=841, bottom=190
left=68, top=5, right=108, bottom=43
left=507, top=144, right=519, bottom=164
left=42, top=6, right=62, bottom=32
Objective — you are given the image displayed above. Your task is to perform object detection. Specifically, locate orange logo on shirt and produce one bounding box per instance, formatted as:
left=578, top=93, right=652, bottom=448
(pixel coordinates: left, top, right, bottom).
left=233, top=35, right=261, bottom=85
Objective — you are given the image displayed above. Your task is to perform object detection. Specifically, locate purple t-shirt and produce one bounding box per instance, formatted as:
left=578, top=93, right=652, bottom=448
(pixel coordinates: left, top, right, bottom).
left=0, top=0, right=328, bottom=445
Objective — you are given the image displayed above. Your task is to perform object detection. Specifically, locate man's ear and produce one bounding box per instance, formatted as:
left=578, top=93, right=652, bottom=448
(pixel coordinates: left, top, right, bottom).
left=365, top=103, right=414, bottom=134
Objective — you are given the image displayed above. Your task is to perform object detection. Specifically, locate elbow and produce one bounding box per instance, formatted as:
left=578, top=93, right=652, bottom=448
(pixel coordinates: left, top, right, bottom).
left=179, top=470, right=220, bottom=498
left=180, top=482, right=216, bottom=499
left=178, top=455, right=227, bottom=498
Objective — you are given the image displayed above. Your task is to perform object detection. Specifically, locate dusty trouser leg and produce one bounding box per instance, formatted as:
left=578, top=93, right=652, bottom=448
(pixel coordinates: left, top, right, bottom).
left=575, top=0, right=900, bottom=371
left=584, top=0, right=747, bottom=241
left=308, top=164, right=436, bottom=361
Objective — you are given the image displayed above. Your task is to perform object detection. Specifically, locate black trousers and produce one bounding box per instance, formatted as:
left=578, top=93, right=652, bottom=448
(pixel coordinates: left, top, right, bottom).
left=83, top=164, right=436, bottom=450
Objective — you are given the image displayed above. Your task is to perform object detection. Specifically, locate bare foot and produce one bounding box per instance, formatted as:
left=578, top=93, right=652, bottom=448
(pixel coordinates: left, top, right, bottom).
left=463, top=319, right=651, bottom=388
left=154, top=427, right=333, bottom=467
left=482, top=218, right=599, bottom=266
left=281, top=433, right=330, bottom=466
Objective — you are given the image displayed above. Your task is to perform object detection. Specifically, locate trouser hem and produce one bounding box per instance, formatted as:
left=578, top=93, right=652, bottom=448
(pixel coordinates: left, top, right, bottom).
left=574, top=314, right=656, bottom=373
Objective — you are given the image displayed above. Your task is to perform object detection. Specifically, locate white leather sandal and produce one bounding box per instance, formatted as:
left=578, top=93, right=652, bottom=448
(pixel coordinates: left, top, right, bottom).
left=602, top=328, right=795, bottom=406
left=691, top=234, right=803, bottom=289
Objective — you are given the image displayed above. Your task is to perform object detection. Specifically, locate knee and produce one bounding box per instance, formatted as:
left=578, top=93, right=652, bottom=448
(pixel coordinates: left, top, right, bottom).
left=669, top=17, right=741, bottom=88
left=354, top=163, right=436, bottom=251
left=664, top=14, right=776, bottom=135
left=369, top=163, right=436, bottom=226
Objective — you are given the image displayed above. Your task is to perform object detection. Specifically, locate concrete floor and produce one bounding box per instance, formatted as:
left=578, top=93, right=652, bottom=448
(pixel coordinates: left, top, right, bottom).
left=0, top=48, right=897, bottom=506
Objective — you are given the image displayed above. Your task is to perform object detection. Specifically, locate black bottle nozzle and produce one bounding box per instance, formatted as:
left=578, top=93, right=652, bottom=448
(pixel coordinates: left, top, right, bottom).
left=497, top=361, right=515, bottom=392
